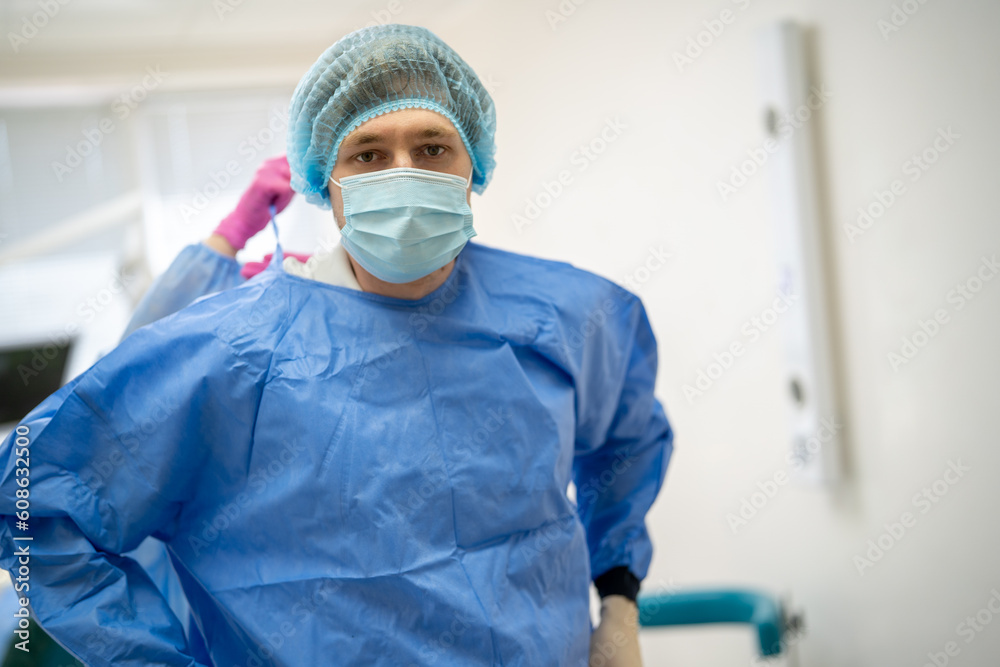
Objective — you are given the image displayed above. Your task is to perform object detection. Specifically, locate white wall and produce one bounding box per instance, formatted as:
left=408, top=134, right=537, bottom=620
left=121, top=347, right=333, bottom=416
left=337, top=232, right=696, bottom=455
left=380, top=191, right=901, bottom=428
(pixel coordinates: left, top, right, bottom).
left=454, top=3, right=1000, bottom=663
left=2, top=1, right=998, bottom=665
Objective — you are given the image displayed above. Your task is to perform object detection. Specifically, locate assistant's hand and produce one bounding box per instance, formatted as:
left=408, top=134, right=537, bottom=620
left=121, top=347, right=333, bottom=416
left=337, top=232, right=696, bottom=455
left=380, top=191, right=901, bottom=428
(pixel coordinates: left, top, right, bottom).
left=212, top=155, right=295, bottom=252
left=589, top=595, right=643, bottom=667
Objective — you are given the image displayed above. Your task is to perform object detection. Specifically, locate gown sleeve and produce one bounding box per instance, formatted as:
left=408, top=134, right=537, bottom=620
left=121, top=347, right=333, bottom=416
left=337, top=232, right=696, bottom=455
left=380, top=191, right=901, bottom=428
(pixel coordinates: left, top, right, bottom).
left=571, top=287, right=674, bottom=591
left=122, top=243, right=244, bottom=339
left=0, top=290, right=269, bottom=666
left=118, top=242, right=246, bottom=659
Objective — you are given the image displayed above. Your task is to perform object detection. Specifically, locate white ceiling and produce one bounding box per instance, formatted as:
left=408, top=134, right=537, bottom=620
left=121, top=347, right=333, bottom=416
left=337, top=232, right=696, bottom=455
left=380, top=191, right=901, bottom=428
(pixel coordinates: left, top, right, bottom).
left=1, top=0, right=428, bottom=52
left=0, top=0, right=485, bottom=105
left=0, top=0, right=478, bottom=83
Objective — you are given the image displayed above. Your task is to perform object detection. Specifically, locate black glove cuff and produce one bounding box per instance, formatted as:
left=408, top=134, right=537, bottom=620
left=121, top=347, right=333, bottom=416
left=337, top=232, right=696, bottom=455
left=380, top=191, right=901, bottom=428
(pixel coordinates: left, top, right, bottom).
left=593, top=566, right=641, bottom=603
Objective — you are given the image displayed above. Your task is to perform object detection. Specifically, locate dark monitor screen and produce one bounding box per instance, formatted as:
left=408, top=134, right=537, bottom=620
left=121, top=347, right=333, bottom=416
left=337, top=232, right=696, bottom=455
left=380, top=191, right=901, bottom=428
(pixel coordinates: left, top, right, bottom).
left=0, top=340, right=73, bottom=424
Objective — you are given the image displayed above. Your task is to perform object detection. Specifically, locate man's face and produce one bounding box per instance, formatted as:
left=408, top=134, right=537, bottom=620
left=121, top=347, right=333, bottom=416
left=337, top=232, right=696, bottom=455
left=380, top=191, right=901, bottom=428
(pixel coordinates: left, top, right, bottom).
left=327, top=108, right=474, bottom=230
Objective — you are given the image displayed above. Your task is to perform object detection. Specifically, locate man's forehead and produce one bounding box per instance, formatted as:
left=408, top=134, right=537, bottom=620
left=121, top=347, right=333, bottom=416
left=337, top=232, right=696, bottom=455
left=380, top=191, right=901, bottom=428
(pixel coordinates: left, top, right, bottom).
left=343, top=112, right=460, bottom=147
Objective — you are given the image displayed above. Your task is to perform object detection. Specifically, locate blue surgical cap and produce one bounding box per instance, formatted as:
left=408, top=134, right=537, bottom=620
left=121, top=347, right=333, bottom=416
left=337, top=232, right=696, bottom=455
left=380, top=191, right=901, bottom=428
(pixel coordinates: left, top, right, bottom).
left=287, top=24, right=497, bottom=208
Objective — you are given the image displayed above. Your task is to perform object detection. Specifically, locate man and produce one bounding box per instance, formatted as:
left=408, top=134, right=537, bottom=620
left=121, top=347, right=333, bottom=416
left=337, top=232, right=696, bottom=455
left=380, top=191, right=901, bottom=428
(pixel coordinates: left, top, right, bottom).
left=0, top=24, right=672, bottom=666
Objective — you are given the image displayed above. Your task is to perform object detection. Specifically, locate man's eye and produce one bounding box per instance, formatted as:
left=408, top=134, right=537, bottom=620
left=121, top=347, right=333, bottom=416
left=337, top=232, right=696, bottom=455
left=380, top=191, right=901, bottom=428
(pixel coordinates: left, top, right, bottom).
left=357, top=152, right=376, bottom=163
left=424, top=145, right=446, bottom=157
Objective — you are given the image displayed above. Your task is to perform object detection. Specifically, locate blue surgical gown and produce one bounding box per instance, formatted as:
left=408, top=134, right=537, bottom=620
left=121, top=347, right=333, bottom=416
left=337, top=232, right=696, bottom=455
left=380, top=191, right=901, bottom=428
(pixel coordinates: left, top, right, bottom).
left=0, top=240, right=673, bottom=666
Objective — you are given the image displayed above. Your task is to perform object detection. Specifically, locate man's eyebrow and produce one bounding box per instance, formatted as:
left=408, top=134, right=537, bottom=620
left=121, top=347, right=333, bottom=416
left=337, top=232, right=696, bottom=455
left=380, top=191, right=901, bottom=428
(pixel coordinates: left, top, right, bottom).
left=416, top=126, right=458, bottom=140
left=344, top=132, right=383, bottom=147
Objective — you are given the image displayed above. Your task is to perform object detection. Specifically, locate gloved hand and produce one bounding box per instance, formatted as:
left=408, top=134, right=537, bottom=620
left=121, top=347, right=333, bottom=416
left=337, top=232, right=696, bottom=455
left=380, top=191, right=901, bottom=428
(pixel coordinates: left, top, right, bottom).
left=589, top=596, right=643, bottom=667
left=240, top=251, right=313, bottom=280
left=213, top=155, right=295, bottom=251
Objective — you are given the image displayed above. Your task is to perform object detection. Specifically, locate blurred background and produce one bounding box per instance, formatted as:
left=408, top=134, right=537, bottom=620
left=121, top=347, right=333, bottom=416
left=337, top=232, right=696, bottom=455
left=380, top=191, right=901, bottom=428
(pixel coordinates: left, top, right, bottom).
left=1, top=0, right=998, bottom=665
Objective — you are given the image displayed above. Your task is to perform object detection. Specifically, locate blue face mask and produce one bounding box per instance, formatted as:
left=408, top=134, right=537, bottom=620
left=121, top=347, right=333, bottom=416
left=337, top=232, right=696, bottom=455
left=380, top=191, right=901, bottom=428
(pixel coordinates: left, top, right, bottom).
left=331, top=167, right=476, bottom=284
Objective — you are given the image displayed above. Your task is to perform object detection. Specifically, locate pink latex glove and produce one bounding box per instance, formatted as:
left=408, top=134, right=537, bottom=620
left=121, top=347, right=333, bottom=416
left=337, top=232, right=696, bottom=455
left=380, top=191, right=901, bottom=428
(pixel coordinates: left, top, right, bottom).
left=214, top=155, right=295, bottom=251
left=240, top=251, right=313, bottom=280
